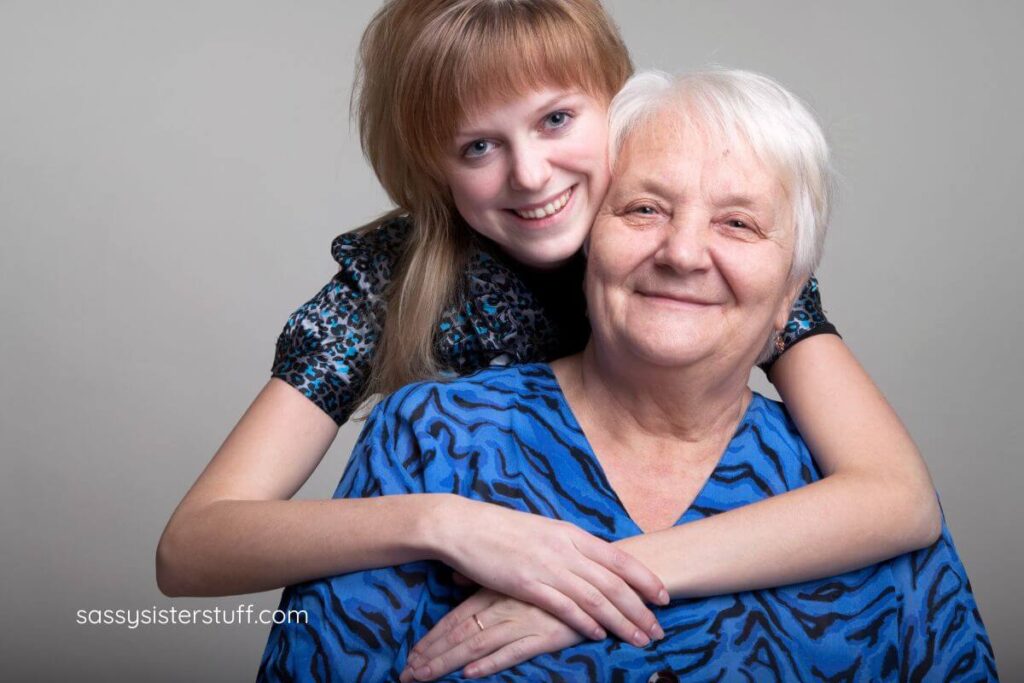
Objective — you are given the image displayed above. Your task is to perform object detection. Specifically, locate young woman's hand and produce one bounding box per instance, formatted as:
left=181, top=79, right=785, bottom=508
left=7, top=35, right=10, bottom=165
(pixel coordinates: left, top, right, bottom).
left=430, top=496, right=667, bottom=647
left=398, top=588, right=583, bottom=681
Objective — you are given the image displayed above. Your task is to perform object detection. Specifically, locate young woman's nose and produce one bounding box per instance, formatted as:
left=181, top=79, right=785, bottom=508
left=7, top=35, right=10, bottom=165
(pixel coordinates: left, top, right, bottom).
left=508, top=141, right=552, bottom=192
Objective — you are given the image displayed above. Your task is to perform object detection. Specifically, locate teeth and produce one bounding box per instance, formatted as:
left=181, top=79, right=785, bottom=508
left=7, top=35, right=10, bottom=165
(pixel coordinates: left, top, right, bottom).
left=514, top=187, right=572, bottom=220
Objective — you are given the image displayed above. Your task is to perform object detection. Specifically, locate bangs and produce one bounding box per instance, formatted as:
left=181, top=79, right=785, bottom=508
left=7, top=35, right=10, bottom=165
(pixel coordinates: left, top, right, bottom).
left=442, top=4, right=622, bottom=120
left=395, top=0, right=631, bottom=176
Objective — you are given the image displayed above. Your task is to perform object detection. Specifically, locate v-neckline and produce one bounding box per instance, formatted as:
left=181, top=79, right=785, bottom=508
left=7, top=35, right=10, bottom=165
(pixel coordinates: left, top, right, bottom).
left=539, top=363, right=759, bottom=536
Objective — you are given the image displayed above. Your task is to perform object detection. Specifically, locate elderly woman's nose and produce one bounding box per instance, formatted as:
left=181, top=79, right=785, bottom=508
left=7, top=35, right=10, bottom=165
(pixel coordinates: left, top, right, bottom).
left=508, top=142, right=552, bottom=192
left=653, top=220, right=713, bottom=272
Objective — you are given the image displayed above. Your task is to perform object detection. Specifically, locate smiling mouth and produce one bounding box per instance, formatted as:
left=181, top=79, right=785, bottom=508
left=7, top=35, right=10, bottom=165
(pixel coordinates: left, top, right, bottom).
left=640, top=291, right=717, bottom=307
left=510, top=186, right=574, bottom=220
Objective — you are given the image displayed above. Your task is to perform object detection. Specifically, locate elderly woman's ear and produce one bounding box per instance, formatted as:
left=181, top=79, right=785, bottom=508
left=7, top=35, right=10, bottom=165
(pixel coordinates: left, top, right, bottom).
left=772, top=277, right=808, bottom=335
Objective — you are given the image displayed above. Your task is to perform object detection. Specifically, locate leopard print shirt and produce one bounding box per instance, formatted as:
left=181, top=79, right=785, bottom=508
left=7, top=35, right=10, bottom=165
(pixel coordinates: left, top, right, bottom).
left=271, top=217, right=588, bottom=425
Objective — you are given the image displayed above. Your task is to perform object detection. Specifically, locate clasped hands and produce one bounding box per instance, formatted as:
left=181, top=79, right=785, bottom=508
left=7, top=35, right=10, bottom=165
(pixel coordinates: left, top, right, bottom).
left=399, top=497, right=668, bottom=681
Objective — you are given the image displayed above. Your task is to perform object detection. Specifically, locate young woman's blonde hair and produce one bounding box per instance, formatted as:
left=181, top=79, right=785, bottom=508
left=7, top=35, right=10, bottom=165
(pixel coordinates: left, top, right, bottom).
left=355, top=0, right=632, bottom=398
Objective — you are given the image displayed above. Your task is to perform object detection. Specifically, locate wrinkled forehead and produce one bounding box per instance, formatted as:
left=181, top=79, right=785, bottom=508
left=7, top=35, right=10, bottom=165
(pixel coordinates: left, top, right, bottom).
left=613, top=109, right=790, bottom=207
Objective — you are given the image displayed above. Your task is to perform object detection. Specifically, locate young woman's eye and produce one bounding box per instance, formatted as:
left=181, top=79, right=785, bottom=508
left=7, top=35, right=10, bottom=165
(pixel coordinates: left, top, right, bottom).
left=542, top=110, right=573, bottom=130
left=462, top=139, right=495, bottom=159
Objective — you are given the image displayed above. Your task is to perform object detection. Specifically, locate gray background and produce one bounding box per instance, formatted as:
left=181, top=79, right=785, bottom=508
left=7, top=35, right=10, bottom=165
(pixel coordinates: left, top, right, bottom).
left=1, top=1, right=1020, bottom=679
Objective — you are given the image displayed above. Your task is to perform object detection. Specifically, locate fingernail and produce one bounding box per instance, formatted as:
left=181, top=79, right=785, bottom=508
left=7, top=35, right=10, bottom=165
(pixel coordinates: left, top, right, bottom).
left=633, top=629, right=650, bottom=647
left=651, top=624, right=665, bottom=640
left=592, top=626, right=606, bottom=639
left=414, top=665, right=432, bottom=679
left=657, top=589, right=670, bottom=605
left=407, top=653, right=422, bottom=667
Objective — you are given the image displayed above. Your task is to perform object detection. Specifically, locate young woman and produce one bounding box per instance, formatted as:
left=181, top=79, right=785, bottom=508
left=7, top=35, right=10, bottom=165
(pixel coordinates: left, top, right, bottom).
left=157, top=0, right=940, bottom=653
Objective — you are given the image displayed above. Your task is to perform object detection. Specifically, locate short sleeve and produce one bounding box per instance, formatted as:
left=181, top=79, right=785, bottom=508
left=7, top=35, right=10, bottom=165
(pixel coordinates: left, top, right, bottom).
left=270, top=218, right=409, bottom=425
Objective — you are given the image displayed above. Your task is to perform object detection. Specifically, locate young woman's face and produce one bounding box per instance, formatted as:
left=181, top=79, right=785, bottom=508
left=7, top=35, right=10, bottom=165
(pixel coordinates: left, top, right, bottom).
left=442, top=87, right=611, bottom=269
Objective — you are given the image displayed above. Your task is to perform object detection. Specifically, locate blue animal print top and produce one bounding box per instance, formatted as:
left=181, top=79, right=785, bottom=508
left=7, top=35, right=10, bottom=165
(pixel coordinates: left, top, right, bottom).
left=258, top=364, right=996, bottom=682
left=270, top=218, right=833, bottom=425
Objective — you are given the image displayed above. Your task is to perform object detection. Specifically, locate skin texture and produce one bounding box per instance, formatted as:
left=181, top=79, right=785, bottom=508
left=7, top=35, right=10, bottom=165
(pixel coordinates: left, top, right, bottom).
left=444, top=88, right=611, bottom=269
left=157, top=85, right=939, bottom=677
left=155, top=380, right=666, bottom=645
left=399, top=109, right=941, bottom=682
left=157, top=87, right=667, bottom=645
left=585, top=109, right=799, bottom=383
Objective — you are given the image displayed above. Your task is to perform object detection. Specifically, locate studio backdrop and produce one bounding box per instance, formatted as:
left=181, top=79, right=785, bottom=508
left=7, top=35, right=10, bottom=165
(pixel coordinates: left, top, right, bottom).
left=1, top=1, right=1020, bottom=679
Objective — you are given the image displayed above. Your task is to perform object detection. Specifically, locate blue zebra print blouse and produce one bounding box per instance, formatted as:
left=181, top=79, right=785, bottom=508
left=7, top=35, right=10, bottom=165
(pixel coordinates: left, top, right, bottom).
left=258, top=364, right=995, bottom=681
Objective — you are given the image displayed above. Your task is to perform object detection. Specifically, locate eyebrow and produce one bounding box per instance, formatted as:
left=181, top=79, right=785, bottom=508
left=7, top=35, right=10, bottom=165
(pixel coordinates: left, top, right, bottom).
left=618, top=176, right=676, bottom=200
left=618, top=174, right=771, bottom=209
left=713, top=193, right=771, bottom=213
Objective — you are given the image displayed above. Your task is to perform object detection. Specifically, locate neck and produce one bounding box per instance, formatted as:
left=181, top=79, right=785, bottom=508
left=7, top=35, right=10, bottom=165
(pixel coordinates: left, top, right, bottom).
left=554, top=341, right=753, bottom=448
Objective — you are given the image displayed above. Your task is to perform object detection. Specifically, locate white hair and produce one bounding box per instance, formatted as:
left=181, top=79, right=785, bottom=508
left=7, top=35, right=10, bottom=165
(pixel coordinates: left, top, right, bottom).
left=608, top=68, right=835, bottom=286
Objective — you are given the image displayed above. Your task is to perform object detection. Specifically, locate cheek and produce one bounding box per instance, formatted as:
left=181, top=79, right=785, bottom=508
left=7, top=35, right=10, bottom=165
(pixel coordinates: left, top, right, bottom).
left=590, top=161, right=612, bottom=200
left=716, top=243, right=793, bottom=309
left=566, top=121, right=610, bottom=181
left=587, top=221, right=646, bottom=293
left=447, top=168, right=506, bottom=216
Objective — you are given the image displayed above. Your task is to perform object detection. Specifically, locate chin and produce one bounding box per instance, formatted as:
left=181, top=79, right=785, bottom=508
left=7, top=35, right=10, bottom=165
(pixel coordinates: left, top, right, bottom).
left=516, top=235, right=586, bottom=268
left=625, top=334, right=714, bottom=369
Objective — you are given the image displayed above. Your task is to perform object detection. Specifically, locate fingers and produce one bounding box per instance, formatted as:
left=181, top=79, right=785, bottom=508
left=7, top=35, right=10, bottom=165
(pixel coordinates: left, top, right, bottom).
left=413, top=609, right=488, bottom=664
left=406, top=591, right=497, bottom=669
left=552, top=571, right=659, bottom=646
left=576, top=535, right=669, bottom=607
left=526, top=582, right=606, bottom=641
left=401, top=619, right=521, bottom=682
left=572, top=560, right=664, bottom=643
left=461, top=636, right=555, bottom=679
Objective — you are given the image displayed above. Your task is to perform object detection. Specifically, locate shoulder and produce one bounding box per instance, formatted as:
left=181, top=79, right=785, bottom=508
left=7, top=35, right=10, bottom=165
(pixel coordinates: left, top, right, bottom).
left=744, top=393, right=800, bottom=435
left=351, top=364, right=571, bottom=500
left=322, top=214, right=412, bottom=299
left=735, top=393, right=819, bottom=482
left=331, top=214, right=411, bottom=272
left=269, top=216, right=413, bottom=425
left=369, top=363, right=555, bottom=427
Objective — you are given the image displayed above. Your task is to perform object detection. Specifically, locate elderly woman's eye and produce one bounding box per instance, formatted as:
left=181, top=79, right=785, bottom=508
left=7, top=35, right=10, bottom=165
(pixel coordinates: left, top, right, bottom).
left=631, top=204, right=658, bottom=215
left=462, top=139, right=495, bottom=159
left=726, top=218, right=752, bottom=230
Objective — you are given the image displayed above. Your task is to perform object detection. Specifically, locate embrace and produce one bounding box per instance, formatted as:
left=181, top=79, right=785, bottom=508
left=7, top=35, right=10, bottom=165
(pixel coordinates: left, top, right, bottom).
left=154, top=0, right=997, bottom=680
left=256, top=69, right=993, bottom=681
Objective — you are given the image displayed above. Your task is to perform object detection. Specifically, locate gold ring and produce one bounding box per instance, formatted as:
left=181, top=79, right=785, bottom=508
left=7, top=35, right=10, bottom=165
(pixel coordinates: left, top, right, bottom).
left=473, top=614, right=485, bottom=632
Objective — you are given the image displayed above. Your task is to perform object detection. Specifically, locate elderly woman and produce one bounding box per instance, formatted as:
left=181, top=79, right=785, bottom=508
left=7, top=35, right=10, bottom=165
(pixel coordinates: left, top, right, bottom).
left=257, top=70, right=996, bottom=681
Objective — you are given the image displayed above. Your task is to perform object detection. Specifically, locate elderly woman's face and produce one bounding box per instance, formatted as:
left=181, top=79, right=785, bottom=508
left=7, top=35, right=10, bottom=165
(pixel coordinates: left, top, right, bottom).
left=586, top=109, right=799, bottom=369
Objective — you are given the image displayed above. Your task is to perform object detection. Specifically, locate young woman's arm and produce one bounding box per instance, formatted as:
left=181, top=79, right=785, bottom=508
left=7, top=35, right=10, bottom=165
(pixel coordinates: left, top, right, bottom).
left=157, top=220, right=668, bottom=643
left=157, top=377, right=424, bottom=596
left=156, top=378, right=666, bottom=643
left=617, top=333, right=940, bottom=595
left=400, top=335, right=943, bottom=682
